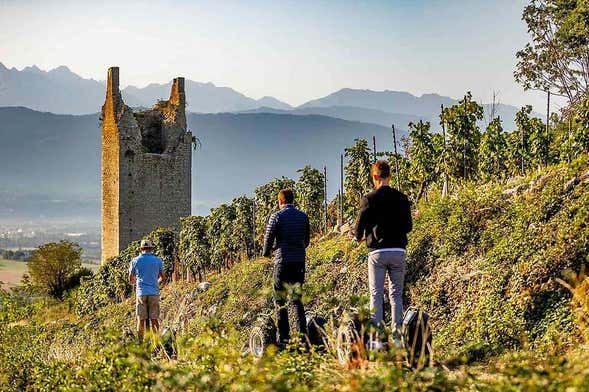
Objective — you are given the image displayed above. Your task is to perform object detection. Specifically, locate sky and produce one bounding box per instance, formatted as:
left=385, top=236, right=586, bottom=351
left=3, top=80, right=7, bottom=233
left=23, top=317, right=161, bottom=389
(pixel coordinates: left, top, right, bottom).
left=0, top=0, right=555, bottom=111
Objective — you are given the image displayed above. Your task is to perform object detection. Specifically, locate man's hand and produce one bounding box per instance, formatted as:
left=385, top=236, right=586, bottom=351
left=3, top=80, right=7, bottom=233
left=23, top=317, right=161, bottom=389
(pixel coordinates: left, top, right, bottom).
left=128, top=273, right=136, bottom=285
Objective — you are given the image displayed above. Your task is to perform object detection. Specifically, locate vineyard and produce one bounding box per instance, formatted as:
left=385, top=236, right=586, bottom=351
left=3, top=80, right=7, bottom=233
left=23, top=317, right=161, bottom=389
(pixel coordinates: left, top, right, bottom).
left=1, top=152, right=588, bottom=390
left=2, top=1, right=589, bottom=390
left=77, top=88, right=589, bottom=295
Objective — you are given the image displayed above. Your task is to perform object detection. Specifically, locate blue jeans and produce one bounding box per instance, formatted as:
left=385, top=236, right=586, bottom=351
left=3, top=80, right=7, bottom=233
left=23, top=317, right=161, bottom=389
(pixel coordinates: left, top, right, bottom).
left=368, top=250, right=406, bottom=329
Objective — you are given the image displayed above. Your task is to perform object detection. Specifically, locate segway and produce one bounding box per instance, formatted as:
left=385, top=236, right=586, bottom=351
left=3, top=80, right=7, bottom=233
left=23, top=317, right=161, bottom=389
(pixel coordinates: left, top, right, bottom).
left=249, top=313, right=277, bottom=357
left=401, top=306, right=433, bottom=369
left=249, top=311, right=328, bottom=357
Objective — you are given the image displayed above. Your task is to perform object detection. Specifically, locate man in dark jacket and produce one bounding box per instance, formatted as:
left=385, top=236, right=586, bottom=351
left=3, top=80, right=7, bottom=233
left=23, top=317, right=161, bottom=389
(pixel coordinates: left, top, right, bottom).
left=263, top=189, right=310, bottom=347
left=355, top=160, right=412, bottom=334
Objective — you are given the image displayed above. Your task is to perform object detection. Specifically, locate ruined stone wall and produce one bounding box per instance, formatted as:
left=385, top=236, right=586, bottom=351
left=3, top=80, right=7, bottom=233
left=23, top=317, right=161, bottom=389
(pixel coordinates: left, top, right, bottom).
left=101, top=68, right=192, bottom=263
left=101, top=68, right=122, bottom=262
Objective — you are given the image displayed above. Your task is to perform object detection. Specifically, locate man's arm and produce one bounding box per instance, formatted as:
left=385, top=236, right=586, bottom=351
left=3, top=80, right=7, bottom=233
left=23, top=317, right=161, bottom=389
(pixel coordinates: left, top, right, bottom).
left=128, top=260, right=136, bottom=285
left=158, top=259, right=166, bottom=285
left=262, top=213, right=278, bottom=257
left=304, top=216, right=310, bottom=248
left=354, top=196, right=370, bottom=242
left=402, top=196, right=413, bottom=234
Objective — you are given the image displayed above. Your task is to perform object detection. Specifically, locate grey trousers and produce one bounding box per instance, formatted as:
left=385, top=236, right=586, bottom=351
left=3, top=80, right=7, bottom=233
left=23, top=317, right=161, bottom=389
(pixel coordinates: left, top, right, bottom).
left=368, top=250, right=406, bottom=329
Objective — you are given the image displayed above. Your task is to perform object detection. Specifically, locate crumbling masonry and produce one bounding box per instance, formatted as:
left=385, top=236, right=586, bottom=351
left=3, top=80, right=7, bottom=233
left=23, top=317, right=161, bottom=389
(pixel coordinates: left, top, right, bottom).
left=101, top=67, right=192, bottom=263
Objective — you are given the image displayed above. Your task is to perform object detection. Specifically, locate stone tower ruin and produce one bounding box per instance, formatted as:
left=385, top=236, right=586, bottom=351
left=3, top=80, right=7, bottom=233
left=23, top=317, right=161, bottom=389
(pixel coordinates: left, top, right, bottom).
left=101, top=67, right=192, bottom=263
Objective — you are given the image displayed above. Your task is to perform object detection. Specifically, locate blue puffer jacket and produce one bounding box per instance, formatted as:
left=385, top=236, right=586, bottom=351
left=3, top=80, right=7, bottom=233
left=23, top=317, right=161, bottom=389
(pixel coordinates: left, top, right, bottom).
left=262, top=204, right=310, bottom=264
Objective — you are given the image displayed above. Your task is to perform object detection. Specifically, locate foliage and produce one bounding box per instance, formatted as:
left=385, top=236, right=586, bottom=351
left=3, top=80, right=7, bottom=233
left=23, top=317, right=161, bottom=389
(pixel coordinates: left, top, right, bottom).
left=62, top=267, right=94, bottom=294
left=179, top=216, right=211, bottom=281
left=231, top=195, right=256, bottom=259
left=571, top=95, right=589, bottom=153
left=207, top=203, right=238, bottom=271
left=344, top=138, right=372, bottom=220
left=254, top=176, right=295, bottom=241
left=479, top=117, right=508, bottom=181
left=146, top=227, right=177, bottom=280
left=296, top=165, right=326, bottom=234
left=407, top=120, right=437, bottom=200
left=0, top=249, right=30, bottom=261
left=386, top=152, right=412, bottom=196
left=515, top=0, right=589, bottom=104
left=27, top=240, right=82, bottom=299
left=76, top=228, right=175, bottom=316
left=440, top=92, right=483, bottom=181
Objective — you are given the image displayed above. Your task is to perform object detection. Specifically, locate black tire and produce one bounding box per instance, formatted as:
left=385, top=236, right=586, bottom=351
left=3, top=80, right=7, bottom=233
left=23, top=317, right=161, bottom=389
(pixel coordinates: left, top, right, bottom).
left=335, top=318, right=361, bottom=364
left=306, top=314, right=328, bottom=348
left=402, top=307, right=433, bottom=369
left=161, top=326, right=178, bottom=360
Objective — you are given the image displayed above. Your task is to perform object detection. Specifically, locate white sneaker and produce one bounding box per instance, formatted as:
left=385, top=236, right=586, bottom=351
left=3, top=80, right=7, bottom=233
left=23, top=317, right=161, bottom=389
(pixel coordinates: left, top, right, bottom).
left=369, top=339, right=384, bottom=351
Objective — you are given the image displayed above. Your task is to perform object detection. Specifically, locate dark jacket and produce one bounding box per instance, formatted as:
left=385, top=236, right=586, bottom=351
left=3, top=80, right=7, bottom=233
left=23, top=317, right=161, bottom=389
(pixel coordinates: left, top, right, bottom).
left=354, top=185, right=412, bottom=250
left=263, top=204, right=310, bottom=264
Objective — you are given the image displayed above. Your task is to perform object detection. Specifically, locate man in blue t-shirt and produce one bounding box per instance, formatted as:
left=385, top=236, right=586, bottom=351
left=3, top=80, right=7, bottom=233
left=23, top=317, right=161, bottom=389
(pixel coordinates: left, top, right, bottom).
left=128, top=239, right=166, bottom=341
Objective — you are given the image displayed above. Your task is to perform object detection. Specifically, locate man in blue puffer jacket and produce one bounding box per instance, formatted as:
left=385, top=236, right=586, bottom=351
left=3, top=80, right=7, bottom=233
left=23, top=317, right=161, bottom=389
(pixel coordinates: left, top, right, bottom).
left=263, top=189, right=310, bottom=348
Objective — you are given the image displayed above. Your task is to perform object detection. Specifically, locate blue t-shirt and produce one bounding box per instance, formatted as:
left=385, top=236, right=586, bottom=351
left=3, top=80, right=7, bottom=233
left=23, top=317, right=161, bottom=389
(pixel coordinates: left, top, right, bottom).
left=129, top=253, right=163, bottom=296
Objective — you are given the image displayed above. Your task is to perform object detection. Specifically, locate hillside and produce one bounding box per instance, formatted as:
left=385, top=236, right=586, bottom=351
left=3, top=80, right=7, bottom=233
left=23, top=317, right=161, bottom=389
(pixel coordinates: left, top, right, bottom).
left=239, top=105, right=430, bottom=129
left=1, top=157, right=588, bottom=390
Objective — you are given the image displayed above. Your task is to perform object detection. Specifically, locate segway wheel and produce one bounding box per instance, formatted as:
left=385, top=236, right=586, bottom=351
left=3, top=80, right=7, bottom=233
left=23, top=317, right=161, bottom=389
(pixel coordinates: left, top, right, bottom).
left=249, top=326, right=266, bottom=357
left=401, top=307, right=433, bottom=369
left=249, top=315, right=277, bottom=358
left=306, top=314, right=328, bottom=348
left=335, top=320, right=360, bottom=365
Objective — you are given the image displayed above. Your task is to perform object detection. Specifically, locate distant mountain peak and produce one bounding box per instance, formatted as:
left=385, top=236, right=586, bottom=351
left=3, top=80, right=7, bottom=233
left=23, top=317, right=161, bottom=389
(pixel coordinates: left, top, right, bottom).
left=256, top=96, right=292, bottom=110
left=23, top=65, right=43, bottom=73
left=50, top=65, right=72, bottom=73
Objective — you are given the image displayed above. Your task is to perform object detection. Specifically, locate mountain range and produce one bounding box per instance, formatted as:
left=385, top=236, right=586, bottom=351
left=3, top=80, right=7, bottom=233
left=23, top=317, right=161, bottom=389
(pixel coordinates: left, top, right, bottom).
left=0, top=63, right=292, bottom=114
left=0, top=63, right=532, bottom=130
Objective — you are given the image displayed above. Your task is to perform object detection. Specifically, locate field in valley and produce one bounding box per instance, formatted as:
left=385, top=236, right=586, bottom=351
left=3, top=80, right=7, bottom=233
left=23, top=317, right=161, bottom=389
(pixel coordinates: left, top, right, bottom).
left=0, top=258, right=99, bottom=289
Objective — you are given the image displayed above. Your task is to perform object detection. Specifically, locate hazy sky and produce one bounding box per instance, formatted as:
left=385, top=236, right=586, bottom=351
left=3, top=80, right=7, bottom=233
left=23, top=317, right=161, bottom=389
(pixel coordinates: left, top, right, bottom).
left=0, top=0, right=554, bottom=111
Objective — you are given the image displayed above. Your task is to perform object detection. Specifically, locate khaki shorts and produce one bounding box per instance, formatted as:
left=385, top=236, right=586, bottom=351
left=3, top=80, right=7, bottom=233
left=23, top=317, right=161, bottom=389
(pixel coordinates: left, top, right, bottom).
left=136, top=295, right=160, bottom=320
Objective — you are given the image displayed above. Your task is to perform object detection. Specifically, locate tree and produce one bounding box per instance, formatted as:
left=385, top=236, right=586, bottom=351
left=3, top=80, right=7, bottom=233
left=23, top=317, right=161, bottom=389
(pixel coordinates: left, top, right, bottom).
left=383, top=151, right=413, bottom=198
left=28, top=241, right=82, bottom=299
left=505, top=131, right=523, bottom=176
left=515, top=0, right=589, bottom=105
left=254, top=177, right=295, bottom=243
left=515, top=105, right=548, bottom=173
left=146, top=227, right=177, bottom=282
left=231, top=196, right=256, bottom=259
left=296, top=166, right=325, bottom=235
left=572, top=95, right=589, bottom=153
left=479, top=117, right=508, bottom=181
left=407, top=121, right=437, bottom=201
left=440, top=92, right=484, bottom=181
left=179, top=216, right=211, bottom=281
left=344, top=138, right=372, bottom=220
left=207, top=204, right=237, bottom=271
left=529, top=117, right=553, bottom=169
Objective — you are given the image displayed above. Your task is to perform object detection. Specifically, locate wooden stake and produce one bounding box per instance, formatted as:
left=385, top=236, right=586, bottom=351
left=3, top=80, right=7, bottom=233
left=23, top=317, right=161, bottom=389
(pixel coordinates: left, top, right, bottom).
left=392, top=124, right=401, bottom=191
